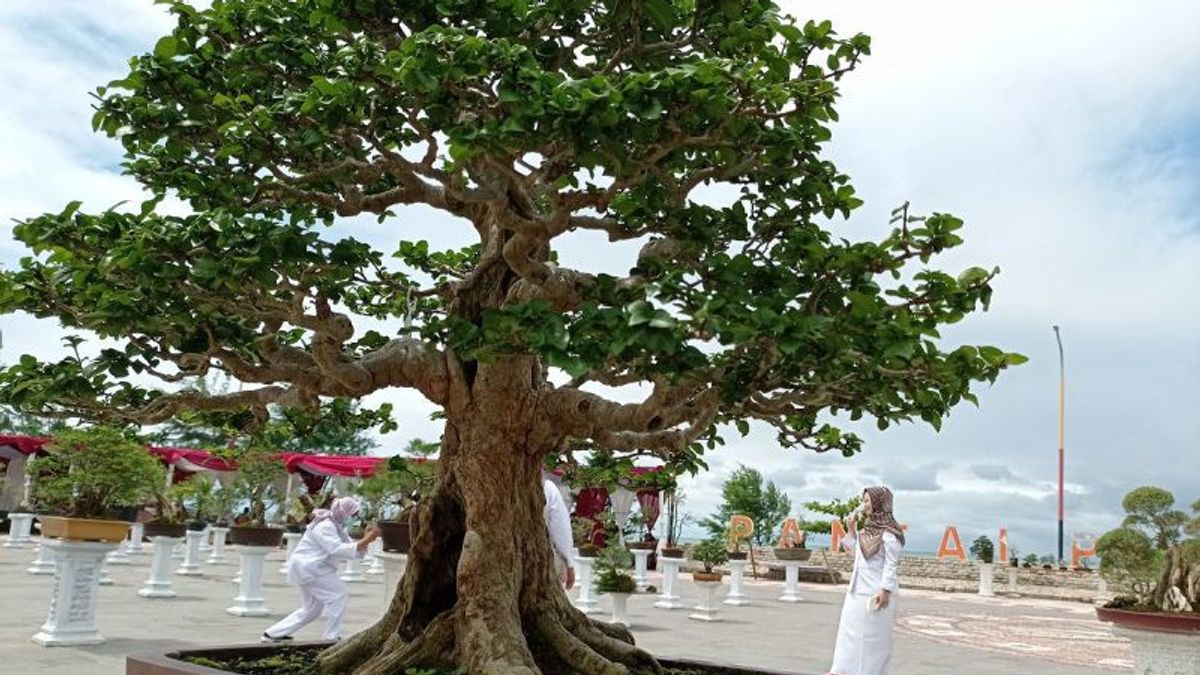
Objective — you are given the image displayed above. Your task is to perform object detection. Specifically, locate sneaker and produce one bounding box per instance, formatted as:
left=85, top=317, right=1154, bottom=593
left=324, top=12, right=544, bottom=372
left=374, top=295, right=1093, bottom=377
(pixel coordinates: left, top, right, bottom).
left=261, top=632, right=293, bottom=643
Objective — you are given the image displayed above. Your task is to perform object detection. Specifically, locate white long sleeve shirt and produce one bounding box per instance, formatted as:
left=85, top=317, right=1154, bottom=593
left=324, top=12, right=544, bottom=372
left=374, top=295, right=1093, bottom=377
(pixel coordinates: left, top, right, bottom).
left=841, top=530, right=902, bottom=595
left=285, top=519, right=364, bottom=586
left=543, top=479, right=575, bottom=570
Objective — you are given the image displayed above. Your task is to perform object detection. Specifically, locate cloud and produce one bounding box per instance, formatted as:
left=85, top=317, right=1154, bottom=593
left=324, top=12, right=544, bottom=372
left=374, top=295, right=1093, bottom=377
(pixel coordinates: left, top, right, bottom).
left=0, top=1, right=1197, bottom=555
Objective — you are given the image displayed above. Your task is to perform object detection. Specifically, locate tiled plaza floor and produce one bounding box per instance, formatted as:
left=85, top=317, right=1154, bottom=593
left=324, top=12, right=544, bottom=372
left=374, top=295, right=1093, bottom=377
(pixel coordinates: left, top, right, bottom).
left=0, top=540, right=1129, bottom=674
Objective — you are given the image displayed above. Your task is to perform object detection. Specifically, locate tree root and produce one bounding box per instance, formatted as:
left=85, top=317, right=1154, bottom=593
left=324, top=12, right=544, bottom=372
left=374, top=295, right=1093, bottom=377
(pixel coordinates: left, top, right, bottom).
left=352, top=613, right=458, bottom=675
left=535, top=613, right=628, bottom=675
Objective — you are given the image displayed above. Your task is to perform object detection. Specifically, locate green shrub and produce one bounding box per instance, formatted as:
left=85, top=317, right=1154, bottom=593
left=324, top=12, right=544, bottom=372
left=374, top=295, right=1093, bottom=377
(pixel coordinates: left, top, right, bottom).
left=969, top=535, right=995, bottom=563
left=31, top=426, right=163, bottom=519
left=691, top=537, right=729, bottom=572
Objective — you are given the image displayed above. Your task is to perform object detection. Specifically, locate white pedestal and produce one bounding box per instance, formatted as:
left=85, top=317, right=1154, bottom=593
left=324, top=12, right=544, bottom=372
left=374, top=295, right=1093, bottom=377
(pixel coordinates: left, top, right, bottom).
left=279, top=532, right=302, bottom=574
left=1115, top=625, right=1200, bottom=674
left=198, top=526, right=211, bottom=552
left=227, top=547, right=271, bottom=616
left=632, top=549, right=651, bottom=591
left=779, top=561, right=803, bottom=603
left=724, top=559, right=750, bottom=605
left=608, top=592, right=631, bottom=627
left=171, top=542, right=184, bottom=560
left=978, top=563, right=995, bottom=596
left=139, top=536, right=181, bottom=598
left=105, top=541, right=131, bottom=566
left=689, top=580, right=722, bottom=621
left=27, top=542, right=58, bottom=575
left=176, top=529, right=205, bottom=576
left=366, top=539, right=384, bottom=575
left=127, top=522, right=147, bottom=554
left=98, top=559, right=114, bottom=586
left=654, top=557, right=684, bottom=609
left=206, top=527, right=230, bottom=565
left=31, top=539, right=119, bottom=646
left=5, top=513, right=34, bottom=547
left=340, top=556, right=367, bottom=583
left=573, top=555, right=600, bottom=614
left=1006, top=566, right=1018, bottom=593
left=376, top=552, right=408, bottom=616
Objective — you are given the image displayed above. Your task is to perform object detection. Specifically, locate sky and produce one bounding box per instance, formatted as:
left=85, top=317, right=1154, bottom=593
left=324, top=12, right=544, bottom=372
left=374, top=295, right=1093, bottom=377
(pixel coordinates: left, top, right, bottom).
left=0, top=1, right=1197, bottom=555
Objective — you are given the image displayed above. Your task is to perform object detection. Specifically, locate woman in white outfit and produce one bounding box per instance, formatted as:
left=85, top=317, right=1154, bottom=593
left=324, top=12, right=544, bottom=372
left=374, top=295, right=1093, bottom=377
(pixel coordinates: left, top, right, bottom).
left=263, top=497, right=379, bottom=642
left=828, top=486, right=905, bottom=675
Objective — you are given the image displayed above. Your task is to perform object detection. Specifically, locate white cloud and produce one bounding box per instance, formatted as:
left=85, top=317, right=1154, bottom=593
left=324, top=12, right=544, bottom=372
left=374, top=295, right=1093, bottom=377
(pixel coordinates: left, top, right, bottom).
left=0, top=2, right=1197, bottom=553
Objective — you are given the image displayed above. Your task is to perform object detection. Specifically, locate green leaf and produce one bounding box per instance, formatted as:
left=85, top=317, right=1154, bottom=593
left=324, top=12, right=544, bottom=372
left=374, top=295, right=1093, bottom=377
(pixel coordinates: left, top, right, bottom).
left=154, top=36, right=179, bottom=60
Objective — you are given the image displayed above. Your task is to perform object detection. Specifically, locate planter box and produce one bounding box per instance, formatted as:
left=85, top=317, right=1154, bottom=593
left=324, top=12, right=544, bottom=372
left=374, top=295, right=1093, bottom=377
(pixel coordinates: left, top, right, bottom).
left=38, top=516, right=129, bottom=543
left=627, top=541, right=656, bottom=551
left=773, top=547, right=812, bottom=561
left=1096, top=607, right=1200, bottom=674
left=227, top=526, right=283, bottom=548
left=661, top=546, right=685, bottom=558
left=144, top=522, right=188, bottom=539
left=693, top=571, right=722, bottom=582
left=126, top=643, right=796, bottom=675
left=377, top=519, right=410, bottom=553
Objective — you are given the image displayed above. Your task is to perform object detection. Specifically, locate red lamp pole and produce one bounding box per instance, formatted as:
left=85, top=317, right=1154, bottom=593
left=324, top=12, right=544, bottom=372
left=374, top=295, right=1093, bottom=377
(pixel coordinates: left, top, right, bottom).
left=1053, top=325, right=1065, bottom=564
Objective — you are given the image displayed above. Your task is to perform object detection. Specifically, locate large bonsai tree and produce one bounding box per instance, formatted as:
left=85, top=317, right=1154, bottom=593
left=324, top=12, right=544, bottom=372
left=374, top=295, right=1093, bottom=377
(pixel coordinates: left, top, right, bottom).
left=0, top=1, right=1023, bottom=672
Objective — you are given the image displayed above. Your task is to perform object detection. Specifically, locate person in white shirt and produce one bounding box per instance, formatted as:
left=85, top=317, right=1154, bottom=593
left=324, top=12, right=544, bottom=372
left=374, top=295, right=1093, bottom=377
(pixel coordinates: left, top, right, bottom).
left=828, top=486, right=905, bottom=675
left=263, top=497, right=379, bottom=642
left=543, top=471, right=576, bottom=591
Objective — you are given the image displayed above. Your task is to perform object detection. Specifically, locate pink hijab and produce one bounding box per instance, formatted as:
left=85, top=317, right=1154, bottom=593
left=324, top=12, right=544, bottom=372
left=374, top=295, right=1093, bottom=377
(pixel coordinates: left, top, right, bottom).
left=310, top=497, right=360, bottom=530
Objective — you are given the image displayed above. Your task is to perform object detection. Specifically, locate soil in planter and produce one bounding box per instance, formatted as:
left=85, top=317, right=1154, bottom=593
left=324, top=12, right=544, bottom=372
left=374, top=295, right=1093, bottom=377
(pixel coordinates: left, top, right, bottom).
left=180, top=646, right=769, bottom=675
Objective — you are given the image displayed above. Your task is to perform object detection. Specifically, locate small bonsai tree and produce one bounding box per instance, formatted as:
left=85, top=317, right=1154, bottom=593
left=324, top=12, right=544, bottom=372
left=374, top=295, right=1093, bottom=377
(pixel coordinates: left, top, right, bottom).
left=228, top=445, right=286, bottom=527
left=691, top=537, right=729, bottom=574
left=173, top=475, right=218, bottom=525
left=594, top=541, right=636, bottom=594
left=727, top=524, right=750, bottom=558
left=30, top=426, right=163, bottom=519
left=1098, top=486, right=1199, bottom=613
left=1022, top=553, right=1040, bottom=568
left=663, top=490, right=693, bottom=550
left=970, top=535, right=995, bottom=564
left=571, top=516, right=598, bottom=553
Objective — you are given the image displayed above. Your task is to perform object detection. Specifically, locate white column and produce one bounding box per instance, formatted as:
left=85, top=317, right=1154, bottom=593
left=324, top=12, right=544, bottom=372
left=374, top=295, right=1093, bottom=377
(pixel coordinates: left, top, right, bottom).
left=5, top=512, right=34, bottom=547
left=340, top=556, right=367, bottom=583
left=978, top=562, right=995, bottom=596
left=232, top=550, right=244, bottom=585
left=632, top=549, right=651, bottom=591
left=377, top=552, right=408, bottom=616
left=573, top=555, right=600, bottom=614
left=106, top=540, right=131, bottom=566
left=139, top=536, right=181, bottom=598
left=1114, top=625, right=1200, bottom=674
left=127, top=522, right=147, bottom=554
left=198, top=526, right=211, bottom=552
left=171, top=541, right=184, bottom=560
left=779, top=561, right=803, bottom=602
left=27, top=541, right=58, bottom=575
left=654, top=557, right=684, bottom=609
left=206, top=526, right=230, bottom=565
left=1007, top=566, right=1018, bottom=593
left=608, top=592, right=631, bottom=627
left=227, top=547, right=272, bottom=616
left=724, top=559, right=750, bottom=606
left=366, top=539, right=385, bottom=575
left=98, top=558, right=114, bottom=586
left=278, top=532, right=302, bottom=574
left=31, top=539, right=119, bottom=646
left=176, top=529, right=205, bottom=576
left=689, top=580, right=722, bottom=621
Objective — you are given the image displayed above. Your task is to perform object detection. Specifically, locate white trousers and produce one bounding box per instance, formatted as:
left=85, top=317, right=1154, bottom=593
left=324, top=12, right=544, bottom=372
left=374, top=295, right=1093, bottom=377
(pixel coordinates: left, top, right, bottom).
left=265, top=573, right=349, bottom=640
left=829, top=591, right=897, bottom=675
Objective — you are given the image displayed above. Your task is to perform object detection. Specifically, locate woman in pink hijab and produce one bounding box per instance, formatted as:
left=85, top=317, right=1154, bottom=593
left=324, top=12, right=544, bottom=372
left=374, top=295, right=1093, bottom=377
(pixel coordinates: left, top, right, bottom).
left=263, top=496, right=379, bottom=642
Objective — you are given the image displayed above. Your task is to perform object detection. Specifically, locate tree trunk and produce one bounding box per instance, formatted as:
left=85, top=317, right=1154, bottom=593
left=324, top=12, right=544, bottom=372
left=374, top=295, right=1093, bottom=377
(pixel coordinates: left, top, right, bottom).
left=317, top=358, right=663, bottom=675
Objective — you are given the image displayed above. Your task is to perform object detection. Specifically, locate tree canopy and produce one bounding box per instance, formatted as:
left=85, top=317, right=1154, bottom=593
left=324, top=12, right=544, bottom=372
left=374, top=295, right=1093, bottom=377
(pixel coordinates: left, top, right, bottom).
left=1121, top=485, right=1189, bottom=550
left=700, top=464, right=790, bottom=546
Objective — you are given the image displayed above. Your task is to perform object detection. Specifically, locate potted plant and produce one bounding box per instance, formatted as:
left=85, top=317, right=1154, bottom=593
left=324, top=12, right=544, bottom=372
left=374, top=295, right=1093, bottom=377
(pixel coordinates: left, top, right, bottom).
left=971, top=535, right=996, bottom=595
left=1009, top=546, right=1020, bottom=568
left=594, top=543, right=636, bottom=626
left=690, top=537, right=728, bottom=582
left=1022, top=553, right=1039, bottom=569
left=1040, top=554, right=1055, bottom=570
left=661, top=490, right=691, bottom=558
left=727, top=524, right=749, bottom=561
left=143, top=482, right=188, bottom=539
left=31, top=426, right=162, bottom=542
left=627, top=505, right=658, bottom=551
left=225, top=446, right=285, bottom=548
left=774, top=530, right=811, bottom=561
left=372, top=453, right=434, bottom=553
left=173, top=475, right=218, bottom=531
left=572, top=516, right=600, bottom=557
left=1095, top=487, right=1200, bottom=671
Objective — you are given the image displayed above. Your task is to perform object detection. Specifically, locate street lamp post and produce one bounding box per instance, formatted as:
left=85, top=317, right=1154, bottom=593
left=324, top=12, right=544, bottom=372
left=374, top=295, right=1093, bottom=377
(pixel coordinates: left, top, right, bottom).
left=1053, top=325, right=1065, bottom=564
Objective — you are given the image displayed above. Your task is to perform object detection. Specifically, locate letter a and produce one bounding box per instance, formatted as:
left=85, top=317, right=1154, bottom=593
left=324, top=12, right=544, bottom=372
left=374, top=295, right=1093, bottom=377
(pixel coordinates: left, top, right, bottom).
left=937, top=525, right=966, bottom=561
left=830, top=518, right=847, bottom=552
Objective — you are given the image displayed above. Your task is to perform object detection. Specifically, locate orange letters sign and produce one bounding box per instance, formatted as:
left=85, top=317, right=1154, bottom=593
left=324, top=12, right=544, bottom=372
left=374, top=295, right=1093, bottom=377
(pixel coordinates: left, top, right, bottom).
left=830, top=518, right=847, bottom=552
left=1071, top=533, right=1097, bottom=567
left=998, top=528, right=1008, bottom=562
left=728, top=515, right=754, bottom=546
left=937, top=526, right=966, bottom=560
